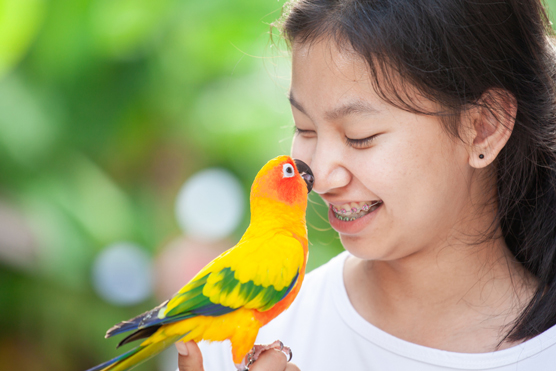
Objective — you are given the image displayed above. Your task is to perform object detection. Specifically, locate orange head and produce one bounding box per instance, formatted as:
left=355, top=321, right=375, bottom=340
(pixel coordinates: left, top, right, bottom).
left=250, top=156, right=314, bottom=220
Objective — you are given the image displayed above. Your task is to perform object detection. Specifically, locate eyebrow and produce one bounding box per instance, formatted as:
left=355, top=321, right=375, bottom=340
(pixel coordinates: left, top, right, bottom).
left=288, top=91, right=379, bottom=121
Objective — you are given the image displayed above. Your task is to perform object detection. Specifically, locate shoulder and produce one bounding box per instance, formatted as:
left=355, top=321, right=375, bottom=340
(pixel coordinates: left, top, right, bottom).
left=504, top=326, right=556, bottom=368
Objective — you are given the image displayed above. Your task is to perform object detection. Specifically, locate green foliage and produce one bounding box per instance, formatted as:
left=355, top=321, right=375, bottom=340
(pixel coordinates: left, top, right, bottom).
left=0, top=0, right=342, bottom=370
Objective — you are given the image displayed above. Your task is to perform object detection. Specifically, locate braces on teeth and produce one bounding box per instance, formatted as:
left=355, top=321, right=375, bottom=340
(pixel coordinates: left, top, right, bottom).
left=332, top=201, right=381, bottom=214
left=332, top=201, right=382, bottom=221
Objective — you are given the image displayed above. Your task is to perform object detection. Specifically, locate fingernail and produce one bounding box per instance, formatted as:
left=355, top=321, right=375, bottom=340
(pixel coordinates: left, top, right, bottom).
left=175, top=341, right=189, bottom=356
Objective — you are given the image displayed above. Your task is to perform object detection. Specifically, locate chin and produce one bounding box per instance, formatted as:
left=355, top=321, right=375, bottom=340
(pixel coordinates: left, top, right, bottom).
left=340, top=234, right=411, bottom=262
left=340, top=235, right=384, bottom=261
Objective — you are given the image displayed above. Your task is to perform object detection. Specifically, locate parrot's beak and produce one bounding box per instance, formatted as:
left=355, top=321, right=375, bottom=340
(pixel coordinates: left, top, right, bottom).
left=294, top=159, right=314, bottom=194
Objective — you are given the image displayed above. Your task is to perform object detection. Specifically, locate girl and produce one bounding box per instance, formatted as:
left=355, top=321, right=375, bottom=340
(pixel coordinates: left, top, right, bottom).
left=178, top=0, right=556, bottom=369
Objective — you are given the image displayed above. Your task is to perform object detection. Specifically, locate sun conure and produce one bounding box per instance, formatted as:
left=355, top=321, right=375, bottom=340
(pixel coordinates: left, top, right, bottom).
left=86, top=155, right=314, bottom=371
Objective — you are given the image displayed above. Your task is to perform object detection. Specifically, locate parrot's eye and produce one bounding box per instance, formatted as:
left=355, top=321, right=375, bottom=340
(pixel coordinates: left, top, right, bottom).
left=283, top=163, right=295, bottom=178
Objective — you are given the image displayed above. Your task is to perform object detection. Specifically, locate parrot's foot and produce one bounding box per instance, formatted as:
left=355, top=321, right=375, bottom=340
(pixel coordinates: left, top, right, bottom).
left=235, top=340, right=292, bottom=371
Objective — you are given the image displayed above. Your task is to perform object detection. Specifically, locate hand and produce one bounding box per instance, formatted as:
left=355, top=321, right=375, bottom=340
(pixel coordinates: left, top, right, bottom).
left=176, top=341, right=301, bottom=371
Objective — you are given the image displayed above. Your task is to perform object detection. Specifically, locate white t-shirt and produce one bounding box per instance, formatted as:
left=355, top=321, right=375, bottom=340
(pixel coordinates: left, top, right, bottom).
left=198, top=252, right=556, bottom=370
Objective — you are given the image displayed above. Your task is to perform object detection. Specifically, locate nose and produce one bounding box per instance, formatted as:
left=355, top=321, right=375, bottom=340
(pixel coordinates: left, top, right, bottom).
left=309, top=144, right=351, bottom=195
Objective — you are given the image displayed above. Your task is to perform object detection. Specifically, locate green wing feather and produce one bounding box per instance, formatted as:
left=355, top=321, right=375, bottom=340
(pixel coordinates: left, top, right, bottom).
left=159, top=232, right=304, bottom=320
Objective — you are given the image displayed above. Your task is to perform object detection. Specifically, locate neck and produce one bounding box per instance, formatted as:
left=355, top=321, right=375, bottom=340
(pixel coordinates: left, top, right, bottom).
left=345, top=189, right=537, bottom=352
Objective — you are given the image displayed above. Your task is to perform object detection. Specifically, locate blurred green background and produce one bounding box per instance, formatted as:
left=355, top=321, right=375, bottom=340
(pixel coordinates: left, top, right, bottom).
left=0, top=0, right=345, bottom=370
left=3, top=1, right=556, bottom=370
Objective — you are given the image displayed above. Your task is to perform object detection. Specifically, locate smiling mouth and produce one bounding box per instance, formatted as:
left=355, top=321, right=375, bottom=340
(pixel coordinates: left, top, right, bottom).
left=331, top=200, right=382, bottom=221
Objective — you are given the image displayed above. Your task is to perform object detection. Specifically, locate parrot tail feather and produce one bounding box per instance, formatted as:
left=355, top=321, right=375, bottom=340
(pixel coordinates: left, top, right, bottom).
left=85, top=334, right=185, bottom=371
left=117, top=325, right=161, bottom=348
left=106, top=300, right=169, bottom=338
left=85, top=347, right=142, bottom=371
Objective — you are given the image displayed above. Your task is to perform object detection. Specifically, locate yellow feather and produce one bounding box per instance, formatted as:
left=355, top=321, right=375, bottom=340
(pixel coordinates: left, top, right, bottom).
left=89, top=155, right=310, bottom=370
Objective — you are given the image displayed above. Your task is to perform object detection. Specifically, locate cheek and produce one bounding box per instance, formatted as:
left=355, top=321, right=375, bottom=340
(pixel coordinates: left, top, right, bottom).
left=355, top=137, right=419, bottom=197
left=275, top=176, right=306, bottom=206
left=358, top=126, right=464, bottom=215
left=375, top=135, right=470, bottom=233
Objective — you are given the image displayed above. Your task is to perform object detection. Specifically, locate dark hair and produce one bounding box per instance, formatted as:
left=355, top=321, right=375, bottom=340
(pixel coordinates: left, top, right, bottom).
left=275, top=0, right=556, bottom=342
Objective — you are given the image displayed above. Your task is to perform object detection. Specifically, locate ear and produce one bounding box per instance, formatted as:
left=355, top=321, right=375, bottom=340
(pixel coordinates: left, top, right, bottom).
left=464, top=89, right=517, bottom=169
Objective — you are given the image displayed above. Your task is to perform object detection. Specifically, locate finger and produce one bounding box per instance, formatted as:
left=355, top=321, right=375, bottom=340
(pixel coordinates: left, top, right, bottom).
left=249, top=349, right=288, bottom=371
left=285, top=363, right=301, bottom=371
left=176, top=341, right=204, bottom=371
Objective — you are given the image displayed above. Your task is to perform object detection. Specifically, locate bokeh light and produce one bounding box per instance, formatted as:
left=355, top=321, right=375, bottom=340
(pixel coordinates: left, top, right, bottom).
left=175, top=168, right=244, bottom=241
left=0, top=200, right=36, bottom=270
left=92, top=242, right=153, bottom=306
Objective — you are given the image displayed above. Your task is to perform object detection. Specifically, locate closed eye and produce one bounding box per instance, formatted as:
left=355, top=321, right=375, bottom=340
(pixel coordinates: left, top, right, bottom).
left=294, top=127, right=316, bottom=137
left=345, top=135, right=378, bottom=149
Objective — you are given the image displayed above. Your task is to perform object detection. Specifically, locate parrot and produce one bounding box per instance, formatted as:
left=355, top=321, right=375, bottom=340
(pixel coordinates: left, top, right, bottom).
left=86, top=155, right=314, bottom=371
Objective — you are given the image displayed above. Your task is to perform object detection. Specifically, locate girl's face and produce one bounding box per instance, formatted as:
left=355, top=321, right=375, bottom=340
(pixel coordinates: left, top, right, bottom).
left=290, top=41, right=479, bottom=261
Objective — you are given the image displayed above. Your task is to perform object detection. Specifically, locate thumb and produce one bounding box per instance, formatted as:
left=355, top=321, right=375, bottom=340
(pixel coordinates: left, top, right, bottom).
left=176, top=341, right=204, bottom=371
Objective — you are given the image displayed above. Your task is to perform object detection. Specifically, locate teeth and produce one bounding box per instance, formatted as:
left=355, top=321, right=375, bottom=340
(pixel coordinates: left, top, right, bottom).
left=333, top=201, right=380, bottom=215
left=332, top=200, right=382, bottom=221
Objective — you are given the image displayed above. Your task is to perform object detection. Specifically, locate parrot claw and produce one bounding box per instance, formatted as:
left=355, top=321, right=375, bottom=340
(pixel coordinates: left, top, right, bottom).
left=273, top=340, right=293, bottom=362
left=283, top=344, right=293, bottom=362
left=235, top=340, right=292, bottom=370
